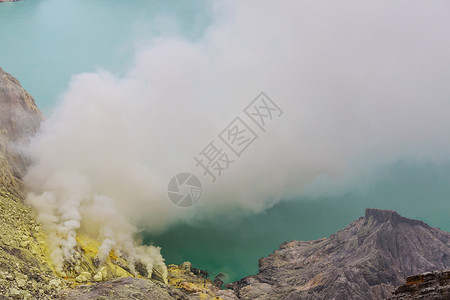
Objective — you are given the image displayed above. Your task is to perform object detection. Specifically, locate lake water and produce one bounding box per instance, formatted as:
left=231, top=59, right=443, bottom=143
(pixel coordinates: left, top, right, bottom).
left=1, top=0, right=449, bottom=283
left=0, top=0, right=210, bottom=113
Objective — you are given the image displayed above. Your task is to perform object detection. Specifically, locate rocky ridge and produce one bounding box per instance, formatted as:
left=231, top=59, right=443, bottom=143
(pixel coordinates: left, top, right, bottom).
left=228, top=208, right=450, bottom=300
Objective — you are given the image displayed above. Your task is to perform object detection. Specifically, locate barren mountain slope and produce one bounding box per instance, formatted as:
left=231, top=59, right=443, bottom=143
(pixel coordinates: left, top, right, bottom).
left=229, top=208, right=450, bottom=300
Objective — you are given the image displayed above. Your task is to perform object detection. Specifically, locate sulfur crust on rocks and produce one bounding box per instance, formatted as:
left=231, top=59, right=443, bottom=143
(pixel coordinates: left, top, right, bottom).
left=72, top=234, right=134, bottom=280
left=0, top=183, right=149, bottom=298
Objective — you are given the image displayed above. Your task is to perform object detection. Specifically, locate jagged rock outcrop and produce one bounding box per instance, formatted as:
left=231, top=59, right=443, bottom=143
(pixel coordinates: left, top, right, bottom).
left=228, top=209, right=450, bottom=300
left=0, top=67, right=43, bottom=196
left=387, top=269, right=450, bottom=300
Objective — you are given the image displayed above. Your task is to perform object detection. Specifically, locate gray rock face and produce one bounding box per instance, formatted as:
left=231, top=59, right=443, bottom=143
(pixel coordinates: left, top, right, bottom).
left=58, top=277, right=187, bottom=300
left=387, top=269, right=450, bottom=300
left=229, top=209, right=450, bottom=300
left=0, top=67, right=42, bottom=144
left=0, top=67, right=43, bottom=194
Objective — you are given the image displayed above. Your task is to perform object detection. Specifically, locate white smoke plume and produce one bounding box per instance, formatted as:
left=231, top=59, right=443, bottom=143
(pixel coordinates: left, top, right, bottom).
left=24, top=0, right=450, bottom=276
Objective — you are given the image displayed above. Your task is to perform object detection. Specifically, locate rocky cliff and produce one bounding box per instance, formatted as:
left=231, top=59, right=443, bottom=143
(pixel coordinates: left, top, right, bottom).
left=0, top=67, right=43, bottom=196
left=228, top=208, right=450, bottom=300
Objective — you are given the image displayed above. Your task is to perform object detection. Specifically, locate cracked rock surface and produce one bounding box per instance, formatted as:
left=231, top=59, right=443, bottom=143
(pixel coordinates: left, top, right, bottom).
left=387, top=269, right=450, bottom=300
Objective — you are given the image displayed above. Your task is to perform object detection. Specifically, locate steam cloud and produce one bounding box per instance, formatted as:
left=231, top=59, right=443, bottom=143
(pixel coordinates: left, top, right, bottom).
left=24, top=0, right=450, bottom=276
